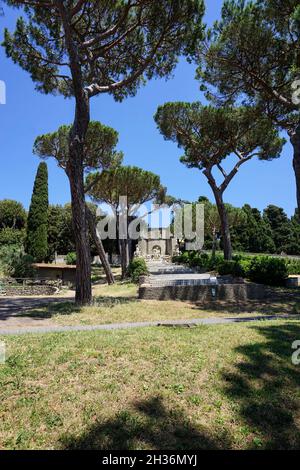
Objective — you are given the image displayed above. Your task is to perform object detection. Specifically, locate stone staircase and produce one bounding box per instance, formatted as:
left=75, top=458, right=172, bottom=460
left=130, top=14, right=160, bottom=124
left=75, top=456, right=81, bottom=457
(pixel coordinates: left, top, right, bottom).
left=144, top=261, right=217, bottom=287
left=139, top=260, right=265, bottom=302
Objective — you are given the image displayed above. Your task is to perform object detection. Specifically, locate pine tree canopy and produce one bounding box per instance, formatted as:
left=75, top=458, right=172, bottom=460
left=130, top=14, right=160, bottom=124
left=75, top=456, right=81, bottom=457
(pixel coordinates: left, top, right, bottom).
left=3, top=0, right=205, bottom=101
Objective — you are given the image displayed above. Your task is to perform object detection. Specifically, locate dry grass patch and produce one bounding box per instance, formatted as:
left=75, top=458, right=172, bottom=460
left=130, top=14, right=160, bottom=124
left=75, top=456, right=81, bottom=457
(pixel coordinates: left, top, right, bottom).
left=13, top=282, right=300, bottom=327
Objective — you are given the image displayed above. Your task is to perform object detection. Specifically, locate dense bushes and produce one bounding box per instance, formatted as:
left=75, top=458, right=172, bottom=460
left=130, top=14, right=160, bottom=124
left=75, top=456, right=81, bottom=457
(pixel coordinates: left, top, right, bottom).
left=174, top=251, right=290, bottom=286
left=127, top=258, right=149, bottom=283
left=247, top=256, right=288, bottom=286
left=0, top=227, right=25, bottom=246
left=217, top=260, right=245, bottom=277
left=286, top=259, right=300, bottom=275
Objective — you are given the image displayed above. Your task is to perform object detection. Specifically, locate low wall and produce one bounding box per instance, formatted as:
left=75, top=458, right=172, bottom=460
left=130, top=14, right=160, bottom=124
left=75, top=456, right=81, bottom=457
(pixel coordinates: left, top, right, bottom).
left=139, top=283, right=267, bottom=302
left=0, top=279, right=60, bottom=296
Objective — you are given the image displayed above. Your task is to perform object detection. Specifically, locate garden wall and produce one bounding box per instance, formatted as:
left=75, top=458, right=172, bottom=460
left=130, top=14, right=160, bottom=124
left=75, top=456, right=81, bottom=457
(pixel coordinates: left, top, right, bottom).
left=138, top=282, right=267, bottom=302
left=0, top=279, right=60, bottom=296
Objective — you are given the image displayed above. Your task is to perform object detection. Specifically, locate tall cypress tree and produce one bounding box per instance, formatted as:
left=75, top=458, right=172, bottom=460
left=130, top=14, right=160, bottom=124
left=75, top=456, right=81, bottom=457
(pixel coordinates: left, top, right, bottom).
left=26, top=162, right=48, bottom=262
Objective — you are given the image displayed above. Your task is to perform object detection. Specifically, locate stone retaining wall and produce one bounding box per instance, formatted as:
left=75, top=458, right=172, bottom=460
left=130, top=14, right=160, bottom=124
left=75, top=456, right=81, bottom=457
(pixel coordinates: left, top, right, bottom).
left=0, top=286, right=58, bottom=296
left=139, top=283, right=267, bottom=302
left=0, top=279, right=60, bottom=296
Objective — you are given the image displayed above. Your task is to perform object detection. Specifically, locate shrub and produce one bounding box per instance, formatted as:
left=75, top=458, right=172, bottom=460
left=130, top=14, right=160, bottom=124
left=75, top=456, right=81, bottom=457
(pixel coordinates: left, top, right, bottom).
left=0, top=246, right=35, bottom=278
left=247, top=256, right=288, bottom=286
left=173, top=251, right=190, bottom=265
left=0, top=227, right=25, bottom=247
left=286, top=259, right=300, bottom=275
left=65, top=252, right=77, bottom=265
left=217, top=260, right=245, bottom=277
left=13, top=254, right=36, bottom=278
left=127, top=258, right=149, bottom=283
left=173, top=251, right=225, bottom=271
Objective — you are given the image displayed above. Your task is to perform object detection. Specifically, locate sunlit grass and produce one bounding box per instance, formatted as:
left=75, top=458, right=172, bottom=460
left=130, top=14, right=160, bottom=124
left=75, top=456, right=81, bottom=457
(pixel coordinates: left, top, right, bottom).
left=1, top=319, right=300, bottom=449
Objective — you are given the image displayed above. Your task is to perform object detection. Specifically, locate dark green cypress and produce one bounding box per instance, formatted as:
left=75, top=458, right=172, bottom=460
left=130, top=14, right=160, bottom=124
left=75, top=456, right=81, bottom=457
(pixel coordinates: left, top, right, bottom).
left=26, top=162, right=49, bottom=262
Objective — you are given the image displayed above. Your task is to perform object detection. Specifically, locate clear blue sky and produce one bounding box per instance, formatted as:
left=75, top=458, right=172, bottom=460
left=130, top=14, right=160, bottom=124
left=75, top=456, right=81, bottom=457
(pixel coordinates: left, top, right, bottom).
left=0, top=1, right=296, bottom=216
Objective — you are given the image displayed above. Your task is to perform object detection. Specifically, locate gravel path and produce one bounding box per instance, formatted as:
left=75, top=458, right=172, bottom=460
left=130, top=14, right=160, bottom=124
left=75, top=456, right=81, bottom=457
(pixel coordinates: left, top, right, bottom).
left=0, top=314, right=299, bottom=336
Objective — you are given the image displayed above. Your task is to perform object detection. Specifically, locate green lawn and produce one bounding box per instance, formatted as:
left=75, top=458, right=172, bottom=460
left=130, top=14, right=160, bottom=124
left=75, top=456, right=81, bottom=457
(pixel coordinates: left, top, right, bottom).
left=1, top=319, right=300, bottom=450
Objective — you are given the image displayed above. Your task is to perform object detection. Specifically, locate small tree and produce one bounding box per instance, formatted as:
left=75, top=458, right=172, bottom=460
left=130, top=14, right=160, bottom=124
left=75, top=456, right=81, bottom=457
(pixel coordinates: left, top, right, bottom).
left=155, top=103, right=284, bottom=259
left=34, top=121, right=123, bottom=284
left=3, top=0, right=205, bottom=304
left=0, top=199, right=27, bottom=249
left=0, top=199, right=26, bottom=229
left=26, top=162, right=49, bottom=262
left=87, top=166, right=162, bottom=278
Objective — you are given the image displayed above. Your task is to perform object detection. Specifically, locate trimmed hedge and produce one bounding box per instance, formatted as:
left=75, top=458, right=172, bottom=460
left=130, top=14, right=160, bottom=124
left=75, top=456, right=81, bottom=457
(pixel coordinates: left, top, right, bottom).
left=217, top=260, right=245, bottom=278
left=247, top=256, right=288, bottom=286
left=174, top=251, right=289, bottom=286
left=286, top=259, right=300, bottom=275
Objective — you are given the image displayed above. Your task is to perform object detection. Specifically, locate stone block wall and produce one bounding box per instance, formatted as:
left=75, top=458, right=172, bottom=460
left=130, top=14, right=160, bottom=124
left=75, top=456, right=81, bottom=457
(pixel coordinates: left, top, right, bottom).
left=138, top=283, right=267, bottom=302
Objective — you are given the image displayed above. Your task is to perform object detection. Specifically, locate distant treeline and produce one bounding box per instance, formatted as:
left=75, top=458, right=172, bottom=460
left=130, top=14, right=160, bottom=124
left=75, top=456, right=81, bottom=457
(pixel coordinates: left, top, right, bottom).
left=1, top=197, right=300, bottom=258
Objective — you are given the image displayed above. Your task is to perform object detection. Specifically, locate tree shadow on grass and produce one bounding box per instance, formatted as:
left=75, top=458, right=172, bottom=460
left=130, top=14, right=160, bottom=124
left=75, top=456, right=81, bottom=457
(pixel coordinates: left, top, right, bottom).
left=222, top=322, right=300, bottom=449
left=0, top=296, right=138, bottom=322
left=60, top=396, right=232, bottom=450
left=192, top=293, right=300, bottom=316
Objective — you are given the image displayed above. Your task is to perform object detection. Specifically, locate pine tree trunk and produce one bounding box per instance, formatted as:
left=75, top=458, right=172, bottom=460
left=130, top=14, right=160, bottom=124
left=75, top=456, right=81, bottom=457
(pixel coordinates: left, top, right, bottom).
left=213, top=190, right=232, bottom=260
left=212, top=227, right=217, bottom=260
left=86, top=206, right=115, bottom=285
left=290, top=123, right=300, bottom=217
left=120, top=238, right=129, bottom=279
left=68, top=152, right=92, bottom=304
left=67, top=96, right=92, bottom=305
left=58, top=3, right=92, bottom=305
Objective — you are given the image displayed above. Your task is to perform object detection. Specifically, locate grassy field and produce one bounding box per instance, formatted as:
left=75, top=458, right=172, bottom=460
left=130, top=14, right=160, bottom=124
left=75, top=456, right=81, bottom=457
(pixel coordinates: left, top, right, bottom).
left=1, top=319, right=300, bottom=450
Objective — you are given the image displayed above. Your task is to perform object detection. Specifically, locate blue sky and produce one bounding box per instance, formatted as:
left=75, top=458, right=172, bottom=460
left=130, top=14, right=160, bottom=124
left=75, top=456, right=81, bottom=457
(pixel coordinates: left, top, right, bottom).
left=0, top=1, right=296, bottom=217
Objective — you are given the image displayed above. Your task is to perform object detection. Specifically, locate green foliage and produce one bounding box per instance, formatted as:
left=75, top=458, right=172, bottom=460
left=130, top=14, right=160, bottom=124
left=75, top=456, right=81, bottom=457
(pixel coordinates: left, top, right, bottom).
left=0, top=227, right=25, bottom=247
left=88, top=166, right=162, bottom=209
left=0, top=200, right=26, bottom=250
left=34, top=122, right=123, bottom=173
left=173, top=251, right=224, bottom=271
left=13, top=254, right=36, bottom=278
left=0, top=199, right=26, bottom=229
left=65, top=252, right=77, bottom=266
left=127, top=258, right=149, bottom=283
left=0, top=246, right=35, bottom=278
left=26, top=162, right=49, bottom=262
left=233, top=204, right=276, bottom=254
left=154, top=103, right=285, bottom=171
left=47, top=204, right=75, bottom=259
left=174, top=250, right=290, bottom=286
left=217, top=260, right=245, bottom=277
left=3, top=1, right=205, bottom=100
left=247, top=256, right=288, bottom=286
left=264, top=205, right=298, bottom=254
left=154, top=102, right=284, bottom=260
left=197, top=0, right=299, bottom=131
left=286, top=259, right=300, bottom=275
